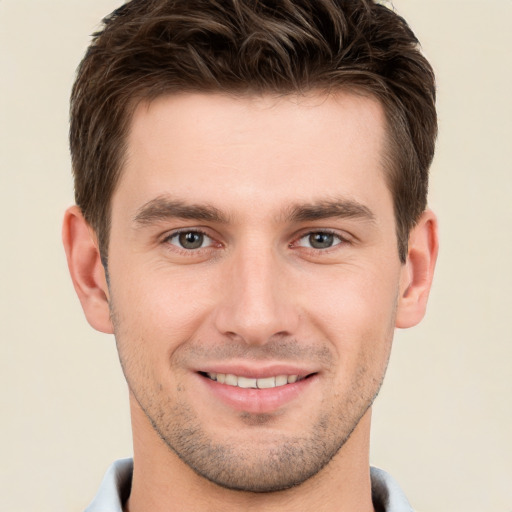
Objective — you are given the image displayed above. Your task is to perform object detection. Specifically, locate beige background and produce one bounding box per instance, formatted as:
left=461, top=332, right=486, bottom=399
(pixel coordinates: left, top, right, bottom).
left=1, top=1, right=511, bottom=510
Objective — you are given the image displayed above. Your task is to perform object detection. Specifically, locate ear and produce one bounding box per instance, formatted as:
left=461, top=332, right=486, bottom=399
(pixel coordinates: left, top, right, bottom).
left=62, top=206, right=113, bottom=334
left=395, top=209, right=439, bottom=329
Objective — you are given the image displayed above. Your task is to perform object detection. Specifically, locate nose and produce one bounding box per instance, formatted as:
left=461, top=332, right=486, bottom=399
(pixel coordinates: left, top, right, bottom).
left=213, top=246, right=300, bottom=345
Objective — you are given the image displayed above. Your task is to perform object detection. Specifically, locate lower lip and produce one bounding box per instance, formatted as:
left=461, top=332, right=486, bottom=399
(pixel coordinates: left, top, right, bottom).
left=198, top=374, right=316, bottom=414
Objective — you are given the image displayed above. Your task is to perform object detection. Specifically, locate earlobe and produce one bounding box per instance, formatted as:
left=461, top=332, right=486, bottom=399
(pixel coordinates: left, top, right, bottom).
left=395, top=209, right=439, bottom=329
left=62, top=206, right=114, bottom=334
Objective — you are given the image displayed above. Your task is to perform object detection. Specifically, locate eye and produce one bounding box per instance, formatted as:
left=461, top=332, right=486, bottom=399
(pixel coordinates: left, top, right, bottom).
left=296, top=231, right=343, bottom=250
left=167, top=230, right=213, bottom=250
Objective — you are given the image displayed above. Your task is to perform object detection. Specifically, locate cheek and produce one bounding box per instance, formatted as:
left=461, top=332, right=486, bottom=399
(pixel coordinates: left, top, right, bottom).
left=110, top=262, right=219, bottom=353
left=299, top=264, right=399, bottom=358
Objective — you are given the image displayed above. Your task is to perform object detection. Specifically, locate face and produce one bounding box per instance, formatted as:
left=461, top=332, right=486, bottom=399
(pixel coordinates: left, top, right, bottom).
left=107, top=92, right=406, bottom=492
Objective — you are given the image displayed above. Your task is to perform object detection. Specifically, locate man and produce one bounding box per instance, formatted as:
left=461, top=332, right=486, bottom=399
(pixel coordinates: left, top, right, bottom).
left=63, top=0, right=438, bottom=510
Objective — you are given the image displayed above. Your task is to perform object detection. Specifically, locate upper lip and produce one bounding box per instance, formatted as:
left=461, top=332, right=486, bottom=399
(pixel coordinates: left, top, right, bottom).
left=195, top=362, right=318, bottom=379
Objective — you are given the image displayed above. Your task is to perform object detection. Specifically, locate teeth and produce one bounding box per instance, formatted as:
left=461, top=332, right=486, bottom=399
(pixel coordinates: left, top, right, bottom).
left=237, top=376, right=257, bottom=389
left=257, top=377, right=276, bottom=389
left=206, top=372, right=302, bottom=389
left=225, top=374, right=238, bottom=386
left=275, top=375, right=288, bottom=386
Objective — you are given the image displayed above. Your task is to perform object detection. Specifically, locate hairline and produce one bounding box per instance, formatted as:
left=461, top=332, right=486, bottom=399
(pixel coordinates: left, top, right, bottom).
left=94, top=85, right=415, bottom=268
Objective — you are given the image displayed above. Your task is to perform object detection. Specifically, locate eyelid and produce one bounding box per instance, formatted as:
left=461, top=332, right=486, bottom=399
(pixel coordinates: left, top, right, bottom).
left=159, top=226, right=352, bottom=253
left=291, top=228, right=352, bottom=250
left=162, top=227, right=221, bottom=251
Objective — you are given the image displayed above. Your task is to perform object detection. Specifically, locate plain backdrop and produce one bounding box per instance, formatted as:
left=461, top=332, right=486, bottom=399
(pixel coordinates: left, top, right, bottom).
left=1, top=1, right=511, bottom=511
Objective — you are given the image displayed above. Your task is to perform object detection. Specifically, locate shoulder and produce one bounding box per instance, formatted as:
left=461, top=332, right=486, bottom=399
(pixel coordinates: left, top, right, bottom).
left=370, top=466, right=414, bottom=512
left=84, top=458, right=133, bottom=512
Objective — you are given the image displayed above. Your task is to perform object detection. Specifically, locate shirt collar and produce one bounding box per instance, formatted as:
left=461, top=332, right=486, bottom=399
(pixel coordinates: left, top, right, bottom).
left=85, top=459, right=413, bottom=512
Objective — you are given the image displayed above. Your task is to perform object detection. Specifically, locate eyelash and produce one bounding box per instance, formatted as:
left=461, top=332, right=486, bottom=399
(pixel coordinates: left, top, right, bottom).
left=161, top=228, right=350, bottom=255
left=163, top=228, right=218, bottom=254
left=291, top=229, right=348, bottom=251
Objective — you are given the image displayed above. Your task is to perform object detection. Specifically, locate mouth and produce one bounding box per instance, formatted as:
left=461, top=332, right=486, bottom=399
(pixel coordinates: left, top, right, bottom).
left=195, top=362, right=319, bottom=414
left=200, top=372, right=311, bottom=389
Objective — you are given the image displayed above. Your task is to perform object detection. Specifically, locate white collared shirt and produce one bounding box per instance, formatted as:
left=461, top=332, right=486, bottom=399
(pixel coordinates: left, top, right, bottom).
left=85, top=458, right=414, bottom=511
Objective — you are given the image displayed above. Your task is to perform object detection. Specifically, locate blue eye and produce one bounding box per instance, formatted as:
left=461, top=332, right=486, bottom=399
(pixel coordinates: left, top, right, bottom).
left=168, top=231, right=212, bottom=250
left=297, top=232, right=343, bottom=249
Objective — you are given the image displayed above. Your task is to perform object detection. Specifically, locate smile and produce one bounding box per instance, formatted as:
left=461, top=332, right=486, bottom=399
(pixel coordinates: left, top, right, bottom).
left=199, top=370, right=318, bottom=413
left=204, top=372, right=304, bottom=389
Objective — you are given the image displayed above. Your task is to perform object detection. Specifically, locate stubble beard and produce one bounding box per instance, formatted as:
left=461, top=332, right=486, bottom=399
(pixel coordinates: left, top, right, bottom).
left=136, top=391, right=366, bottom=493
left=118, top=345, right=390, bottom=493
left=110, top=301, right=393, bottom=494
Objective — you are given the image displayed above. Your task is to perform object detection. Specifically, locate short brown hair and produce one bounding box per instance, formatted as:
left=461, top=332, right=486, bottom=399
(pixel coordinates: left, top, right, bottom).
left=70, top=0, right=436, bottom=264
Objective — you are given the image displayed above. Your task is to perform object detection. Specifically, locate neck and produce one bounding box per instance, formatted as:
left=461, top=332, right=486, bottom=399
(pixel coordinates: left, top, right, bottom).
left=125, top=399, right=375, bottom=512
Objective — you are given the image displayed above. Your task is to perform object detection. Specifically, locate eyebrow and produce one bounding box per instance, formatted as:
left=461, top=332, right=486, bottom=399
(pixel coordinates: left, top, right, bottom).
left=285, top=199, right=376, bottom=224
left=133, top=195, right=375, bottom=227
left=133, top=196, right=229, bottom=226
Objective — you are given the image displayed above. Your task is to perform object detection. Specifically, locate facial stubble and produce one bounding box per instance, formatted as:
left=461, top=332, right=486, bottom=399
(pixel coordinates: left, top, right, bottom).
left=110, top=302, right=395, bottom=494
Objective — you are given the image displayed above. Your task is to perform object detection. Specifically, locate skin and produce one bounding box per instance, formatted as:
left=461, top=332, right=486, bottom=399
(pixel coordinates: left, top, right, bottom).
left=63, top=91, right=438, bottom=512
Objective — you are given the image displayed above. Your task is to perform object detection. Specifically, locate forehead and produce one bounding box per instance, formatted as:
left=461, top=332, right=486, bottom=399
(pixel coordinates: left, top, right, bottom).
left=116, top=91, right=391, bottom=221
